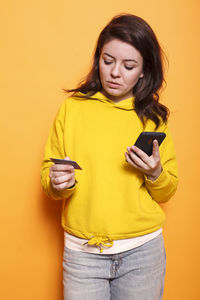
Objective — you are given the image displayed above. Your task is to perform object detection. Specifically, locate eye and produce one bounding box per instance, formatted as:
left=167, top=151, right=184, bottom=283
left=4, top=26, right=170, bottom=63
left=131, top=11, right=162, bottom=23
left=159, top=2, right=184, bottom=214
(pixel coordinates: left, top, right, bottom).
left=104, top=60, right=112, bottom=65
left=125, top=66, right=134, bottom=70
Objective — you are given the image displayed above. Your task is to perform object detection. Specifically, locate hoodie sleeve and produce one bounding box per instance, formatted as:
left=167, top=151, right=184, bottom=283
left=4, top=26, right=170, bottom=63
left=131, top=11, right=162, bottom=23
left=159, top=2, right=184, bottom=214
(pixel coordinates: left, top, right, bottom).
left=144, top=124, right=178, bottom=203
left=40, top=100, right=77, bottom=200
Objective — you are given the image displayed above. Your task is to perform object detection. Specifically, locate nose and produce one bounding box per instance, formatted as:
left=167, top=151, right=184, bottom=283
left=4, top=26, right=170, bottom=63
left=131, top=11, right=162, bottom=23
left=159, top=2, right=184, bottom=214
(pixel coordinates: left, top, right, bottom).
left=111, top=63, right=121, bottom=78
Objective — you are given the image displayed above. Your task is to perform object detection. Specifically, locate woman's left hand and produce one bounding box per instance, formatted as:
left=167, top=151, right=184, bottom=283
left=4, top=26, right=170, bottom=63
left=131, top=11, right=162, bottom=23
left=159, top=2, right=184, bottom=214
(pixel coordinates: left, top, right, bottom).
left=125, top=140, right=162, bottom=181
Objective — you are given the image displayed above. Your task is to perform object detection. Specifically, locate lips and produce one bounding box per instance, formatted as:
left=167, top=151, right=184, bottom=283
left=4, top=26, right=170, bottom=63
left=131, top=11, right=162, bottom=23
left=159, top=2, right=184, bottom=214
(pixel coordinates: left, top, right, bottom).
left=107, top=81, right=121, bottom=88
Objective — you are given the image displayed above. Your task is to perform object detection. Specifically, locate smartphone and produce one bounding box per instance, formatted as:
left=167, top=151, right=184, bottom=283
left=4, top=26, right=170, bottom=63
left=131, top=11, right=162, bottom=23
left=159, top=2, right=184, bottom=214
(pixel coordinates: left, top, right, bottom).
left=134, top=132, right=166, bottom=156
left=50, top=158, right=82, bottom=170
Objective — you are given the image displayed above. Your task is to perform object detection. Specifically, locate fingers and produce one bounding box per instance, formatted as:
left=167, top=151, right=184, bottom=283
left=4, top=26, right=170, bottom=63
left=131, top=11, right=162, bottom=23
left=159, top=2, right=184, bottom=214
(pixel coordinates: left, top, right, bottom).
left=125, top=152, right=144, bottom=172
left=152, top=140, right=160, bottom=160
left=52, top=177, right=75, bottom=191
left=49, top=161, right=75, bottom=191
left=126, top=146, right=149, bottom=170
left=128, top=146, right=149, bottom=163
left=50, top=171, right=67, bottom=178
left=50, top=168, right=74, bottom=179
left=125, top=140, right=162, bottom=179
left=50, top=164, right=74, bottom=172
left=50, top=173, right=74, bottom=185
left=50, top=172, right=75, bottom=191
left=128, top=140, right=160, bottom=165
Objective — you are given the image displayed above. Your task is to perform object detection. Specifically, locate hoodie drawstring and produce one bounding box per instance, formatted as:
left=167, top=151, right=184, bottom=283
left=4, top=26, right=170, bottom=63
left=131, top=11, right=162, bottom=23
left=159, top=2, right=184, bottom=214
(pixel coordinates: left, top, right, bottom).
left=83, top=236, right=113, bottom=253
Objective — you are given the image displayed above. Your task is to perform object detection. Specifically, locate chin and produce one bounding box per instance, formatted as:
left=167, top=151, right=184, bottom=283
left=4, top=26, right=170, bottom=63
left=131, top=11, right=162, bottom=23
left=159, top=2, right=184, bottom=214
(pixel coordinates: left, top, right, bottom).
left=105, top=89, right=123, bottom=97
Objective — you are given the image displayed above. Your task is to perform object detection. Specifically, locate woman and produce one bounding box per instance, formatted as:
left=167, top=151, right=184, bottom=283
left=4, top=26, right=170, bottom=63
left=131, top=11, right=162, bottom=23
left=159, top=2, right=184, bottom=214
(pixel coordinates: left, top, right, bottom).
left=41, top=14, right=178, bottom=300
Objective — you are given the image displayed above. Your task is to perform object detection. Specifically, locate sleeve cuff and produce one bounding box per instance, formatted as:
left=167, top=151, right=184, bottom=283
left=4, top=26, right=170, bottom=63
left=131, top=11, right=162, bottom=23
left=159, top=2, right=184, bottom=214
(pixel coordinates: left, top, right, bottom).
left=49, top=180, right=77, bottom=200
left=58, top=180, right=78, bottom=198
left=144, top=169, right=177, bottom=202
left=144, top=169, right=167, bottom=186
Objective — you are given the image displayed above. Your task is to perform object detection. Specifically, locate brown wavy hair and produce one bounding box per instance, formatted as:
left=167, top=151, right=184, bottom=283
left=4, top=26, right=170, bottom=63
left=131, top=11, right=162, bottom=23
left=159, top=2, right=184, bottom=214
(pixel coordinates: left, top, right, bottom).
left=65, top=14, right=169, bottom=128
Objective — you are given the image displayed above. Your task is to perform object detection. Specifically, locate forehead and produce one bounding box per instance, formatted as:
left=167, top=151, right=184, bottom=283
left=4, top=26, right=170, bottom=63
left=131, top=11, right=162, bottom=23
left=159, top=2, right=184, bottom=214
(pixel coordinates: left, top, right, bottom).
left=101, top=39, right=143, bottom=61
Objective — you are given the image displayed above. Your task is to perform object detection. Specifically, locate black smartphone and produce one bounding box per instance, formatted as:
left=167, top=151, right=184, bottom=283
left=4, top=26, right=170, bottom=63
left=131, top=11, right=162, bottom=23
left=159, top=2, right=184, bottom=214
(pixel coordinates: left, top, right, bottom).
left=134, top=132, right=166, bottom=156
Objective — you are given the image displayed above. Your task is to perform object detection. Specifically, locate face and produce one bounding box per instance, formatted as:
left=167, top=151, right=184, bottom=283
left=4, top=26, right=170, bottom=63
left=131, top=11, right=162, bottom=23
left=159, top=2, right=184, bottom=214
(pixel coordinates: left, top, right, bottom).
left=99, top=39, right=144, bottom=102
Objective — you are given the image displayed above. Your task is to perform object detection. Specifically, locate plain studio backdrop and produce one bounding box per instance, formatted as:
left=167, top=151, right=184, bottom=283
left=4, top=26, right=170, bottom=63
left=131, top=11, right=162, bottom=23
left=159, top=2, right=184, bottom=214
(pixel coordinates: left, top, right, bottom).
left=0, top=0, right=199, bottom=299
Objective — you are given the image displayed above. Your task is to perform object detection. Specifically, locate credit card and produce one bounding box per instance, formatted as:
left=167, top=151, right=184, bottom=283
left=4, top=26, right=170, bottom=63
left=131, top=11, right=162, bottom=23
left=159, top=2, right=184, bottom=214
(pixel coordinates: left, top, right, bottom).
left=50, top=158, right=82, bottom=170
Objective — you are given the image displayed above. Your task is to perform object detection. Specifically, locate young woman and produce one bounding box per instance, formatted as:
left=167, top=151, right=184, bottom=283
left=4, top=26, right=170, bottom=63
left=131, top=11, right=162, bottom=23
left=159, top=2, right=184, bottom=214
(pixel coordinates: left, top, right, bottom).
left=41, top=14, right=178, bottom=300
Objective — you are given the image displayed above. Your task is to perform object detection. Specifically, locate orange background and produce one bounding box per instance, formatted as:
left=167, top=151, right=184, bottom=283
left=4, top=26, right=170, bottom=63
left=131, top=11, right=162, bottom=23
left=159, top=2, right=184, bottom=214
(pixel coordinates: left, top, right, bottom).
left=0, top=0, right=199, bottom=299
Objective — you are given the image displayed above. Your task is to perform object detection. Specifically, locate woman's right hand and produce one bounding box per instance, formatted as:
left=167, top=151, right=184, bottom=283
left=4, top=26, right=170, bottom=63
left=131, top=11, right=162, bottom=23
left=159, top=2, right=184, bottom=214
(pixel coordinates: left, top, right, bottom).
left=49, top=157, right=75, bottom=191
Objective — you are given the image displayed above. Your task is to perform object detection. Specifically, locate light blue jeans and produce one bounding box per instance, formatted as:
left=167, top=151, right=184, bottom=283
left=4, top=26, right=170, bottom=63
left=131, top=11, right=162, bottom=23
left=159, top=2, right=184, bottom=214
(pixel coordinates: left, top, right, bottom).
left=63, top=233, right=166, bottom=300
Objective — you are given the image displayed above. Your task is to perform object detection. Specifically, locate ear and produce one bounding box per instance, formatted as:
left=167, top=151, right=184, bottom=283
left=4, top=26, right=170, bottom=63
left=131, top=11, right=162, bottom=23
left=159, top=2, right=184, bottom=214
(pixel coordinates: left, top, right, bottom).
left=139, top=72, right=144, bottom=79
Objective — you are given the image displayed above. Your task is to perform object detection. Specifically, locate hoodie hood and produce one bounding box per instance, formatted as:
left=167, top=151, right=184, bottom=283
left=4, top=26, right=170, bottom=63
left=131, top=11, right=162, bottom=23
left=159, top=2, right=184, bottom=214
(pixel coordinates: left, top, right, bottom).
left=77, top=91, right=135, bottom=111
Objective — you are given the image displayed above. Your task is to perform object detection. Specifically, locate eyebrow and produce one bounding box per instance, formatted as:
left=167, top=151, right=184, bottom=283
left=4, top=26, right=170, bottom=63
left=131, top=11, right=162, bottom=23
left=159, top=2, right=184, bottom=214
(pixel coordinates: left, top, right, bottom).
left=103, top=52, right=138, bottom=63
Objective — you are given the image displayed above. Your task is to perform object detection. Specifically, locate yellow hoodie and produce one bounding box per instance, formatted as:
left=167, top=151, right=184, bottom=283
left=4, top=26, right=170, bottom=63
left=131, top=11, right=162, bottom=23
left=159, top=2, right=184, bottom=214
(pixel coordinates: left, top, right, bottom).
left=41, top=92, right=178, bottom=246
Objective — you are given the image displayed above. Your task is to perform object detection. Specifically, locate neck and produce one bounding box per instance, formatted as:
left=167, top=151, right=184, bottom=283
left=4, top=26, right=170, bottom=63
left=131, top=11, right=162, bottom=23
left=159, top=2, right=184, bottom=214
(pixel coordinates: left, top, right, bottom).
left=101, top=90, right=133, bottom=103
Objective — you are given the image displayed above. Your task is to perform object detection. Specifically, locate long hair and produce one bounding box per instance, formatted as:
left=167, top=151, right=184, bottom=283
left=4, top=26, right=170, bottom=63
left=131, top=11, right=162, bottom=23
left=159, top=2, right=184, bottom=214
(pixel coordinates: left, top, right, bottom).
left=65, top=14, right=169, bottom=128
